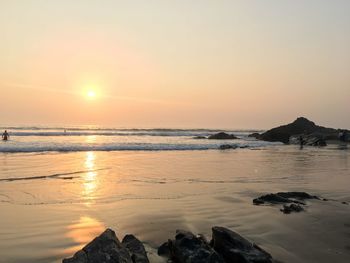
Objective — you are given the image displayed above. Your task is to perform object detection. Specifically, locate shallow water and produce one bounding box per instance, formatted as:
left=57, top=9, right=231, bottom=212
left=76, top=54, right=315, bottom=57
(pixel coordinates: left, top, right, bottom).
left=1, top=145, right=350, bottom=262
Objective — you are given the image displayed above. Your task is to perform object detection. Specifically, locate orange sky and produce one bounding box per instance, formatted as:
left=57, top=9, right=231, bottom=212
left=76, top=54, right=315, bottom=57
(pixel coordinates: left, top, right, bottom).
left=1, top=1, right=349, bottom=129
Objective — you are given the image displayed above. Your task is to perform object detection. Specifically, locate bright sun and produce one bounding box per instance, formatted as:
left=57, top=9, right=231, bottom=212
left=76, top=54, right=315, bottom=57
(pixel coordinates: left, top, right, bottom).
left=87, top=90, right=96, bottom=99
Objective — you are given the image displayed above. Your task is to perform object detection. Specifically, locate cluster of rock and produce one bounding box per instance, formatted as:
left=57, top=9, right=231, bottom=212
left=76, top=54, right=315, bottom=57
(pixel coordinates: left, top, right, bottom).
left=253, top=192, right=320, bottom=214
left=63, top=229, right=149, bottom=263
left=249, top=117, right=349, bottom=145
left=63, top=227, right=273, bottom=263
left=158, top=227, right=272, bottom=263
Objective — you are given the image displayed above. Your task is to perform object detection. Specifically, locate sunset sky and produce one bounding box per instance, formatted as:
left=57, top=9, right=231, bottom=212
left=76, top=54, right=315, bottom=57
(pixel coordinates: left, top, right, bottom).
left=1, top=0, right=349, bottom=129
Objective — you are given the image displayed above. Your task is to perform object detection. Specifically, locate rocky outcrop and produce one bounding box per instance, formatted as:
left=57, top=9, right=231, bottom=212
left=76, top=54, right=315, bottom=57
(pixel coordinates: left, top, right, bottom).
left=158, top=227, right=273, bottom=263
left=63, top=229, right=147, bottom=263
left=259, top=117, right=346, bottom=144
left=211, top=227, right=272, bottom=263
left=253, top=192, right=320, bottom=214
left=208, top=132, right=238, bottom=140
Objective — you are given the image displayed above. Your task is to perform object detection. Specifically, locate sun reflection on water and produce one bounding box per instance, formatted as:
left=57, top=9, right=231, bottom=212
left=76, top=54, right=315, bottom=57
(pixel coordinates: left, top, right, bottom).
left=65, top=216, right=105, bottom=254
left=83, top=151, right=98, bottom=205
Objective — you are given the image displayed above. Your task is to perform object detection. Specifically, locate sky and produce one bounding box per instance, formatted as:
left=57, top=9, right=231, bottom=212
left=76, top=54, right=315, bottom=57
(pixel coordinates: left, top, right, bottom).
left=0, top=0, right=349, bottom=129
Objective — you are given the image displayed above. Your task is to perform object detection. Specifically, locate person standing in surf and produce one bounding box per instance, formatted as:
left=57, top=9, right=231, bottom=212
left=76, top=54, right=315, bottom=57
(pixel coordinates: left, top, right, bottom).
left=2, top=130, right=9, bottom=141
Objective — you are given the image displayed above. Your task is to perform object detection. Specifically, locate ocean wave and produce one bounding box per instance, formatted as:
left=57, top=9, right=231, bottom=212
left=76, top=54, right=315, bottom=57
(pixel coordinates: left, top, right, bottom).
left=0, top=126, right=262, bottom=132
left=0, top=142, right=278, bottom=153
left=9, top=131, right=213, bottom=137
left=8, top=131, right=259, bottom=137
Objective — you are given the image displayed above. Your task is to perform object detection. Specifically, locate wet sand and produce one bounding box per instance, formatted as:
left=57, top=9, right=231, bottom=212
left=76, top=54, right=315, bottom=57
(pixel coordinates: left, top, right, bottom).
left=0, top=146, right=350, bottom=262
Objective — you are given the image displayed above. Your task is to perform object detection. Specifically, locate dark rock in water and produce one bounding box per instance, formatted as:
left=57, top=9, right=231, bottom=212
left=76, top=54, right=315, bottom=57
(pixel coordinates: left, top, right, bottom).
left=193, top=136, right=206, bottom=139
left=253, top=193, right=295, bottom=205
left=208, top=132, right=237, bottom=140
left=259, top=117, right=345, bottom=144
left=159, top=230, right=225, bottom=263
left=211, top=226, right=273, bottom=263
left=248, top=133, right=261, bottom=139
left=253, top=192, right=320, bottom=214
left=276, top=192, right=319, bottom=200
left=63, top=228, right=133, bottom=263
left=253, top=192, right=319, bottom=205
left=342, top=201, right=349, bottom=205
left=239, top=145, right=249, bottom=149
left=219, top=144, right=237, bottom=150
left=280, top=204, right=304, bottom=214
left=122, top=234, right=149, bottom=263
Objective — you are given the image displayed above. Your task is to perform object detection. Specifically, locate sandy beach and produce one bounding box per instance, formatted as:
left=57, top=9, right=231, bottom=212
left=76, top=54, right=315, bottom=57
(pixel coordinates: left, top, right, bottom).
left=1, top=145, right=349, bottom=262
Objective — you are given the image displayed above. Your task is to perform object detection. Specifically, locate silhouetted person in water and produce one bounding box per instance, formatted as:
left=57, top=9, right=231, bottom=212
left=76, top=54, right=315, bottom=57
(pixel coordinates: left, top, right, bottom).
left=2, top=130, right=9, bottom=141
left=339, top=131, right=348, bottom=142
left=299, top=135, right=304, bottom=149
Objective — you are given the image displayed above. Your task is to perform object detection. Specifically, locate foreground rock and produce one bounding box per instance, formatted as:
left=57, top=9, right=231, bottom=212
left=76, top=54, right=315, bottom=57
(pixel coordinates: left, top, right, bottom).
left=122, top=235, right=150, bottom=263
left=211, top=227, right=272, bottom=263
left=258, top=117, right=348, bottom=144
left=63, top=229, right=147, bottom=263
left=159, top=227, right=273, bottom=263
left=253, top=192, right=320, bottom=214
left=208, top=132, right=238, bottom=140
left=158, top=230, right=224, bottom=263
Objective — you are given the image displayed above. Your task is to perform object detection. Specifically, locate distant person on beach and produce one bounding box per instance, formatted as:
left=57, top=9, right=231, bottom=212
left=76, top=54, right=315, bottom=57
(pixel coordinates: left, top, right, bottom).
left=2, top=130, right=9, bottom=141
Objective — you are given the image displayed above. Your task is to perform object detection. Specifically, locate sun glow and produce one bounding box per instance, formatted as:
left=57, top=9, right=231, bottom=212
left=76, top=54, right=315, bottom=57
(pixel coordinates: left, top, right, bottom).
left=87, top=90, right=96, bottom=99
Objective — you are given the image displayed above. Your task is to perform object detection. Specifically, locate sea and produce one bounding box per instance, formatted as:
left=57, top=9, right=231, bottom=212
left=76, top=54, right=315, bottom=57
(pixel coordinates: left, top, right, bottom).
left=0, top=127, right=349, bottom=263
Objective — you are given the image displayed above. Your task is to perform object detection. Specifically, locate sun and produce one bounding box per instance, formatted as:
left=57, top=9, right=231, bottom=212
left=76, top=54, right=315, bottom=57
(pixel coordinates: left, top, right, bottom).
left=86, top=90, right=96, bottom=99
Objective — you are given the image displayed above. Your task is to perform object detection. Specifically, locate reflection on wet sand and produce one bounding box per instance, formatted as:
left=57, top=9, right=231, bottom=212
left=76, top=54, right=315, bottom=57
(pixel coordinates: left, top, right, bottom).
left=83, top=152, right=98, bottom=205
left=65, top=216, right=105, bottom=254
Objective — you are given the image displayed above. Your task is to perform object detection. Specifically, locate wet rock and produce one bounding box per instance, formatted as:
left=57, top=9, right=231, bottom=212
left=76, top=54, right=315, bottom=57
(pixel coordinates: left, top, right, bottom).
left=158, top=241, right=171, bottom=257
left=253, top=192, right=320, bottom=214
left=159, top=227, right=274, bottom=263
left=275, top=192, right=319, bottom=200
left=219, top=144, right=237, bottom=150
left=193, top=136, right=206, bottom=139
left=253, top=193, right=295, bottom=205
left=122, top=234, right=149, bottom=263
left=211, top=226, right=273, bottom=263
left=208, top=132, right=237, bottom=140
left=63, top=228, right=133, bottom=263
left=342, top=201, right=349, bottom=205
left=158, top=230, right=224, bottom=263
left=248, top=133, right=261, bottom=139
left=253, top=192, right=319, bottom=206
left=280, top=204, right=304, bottom=214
